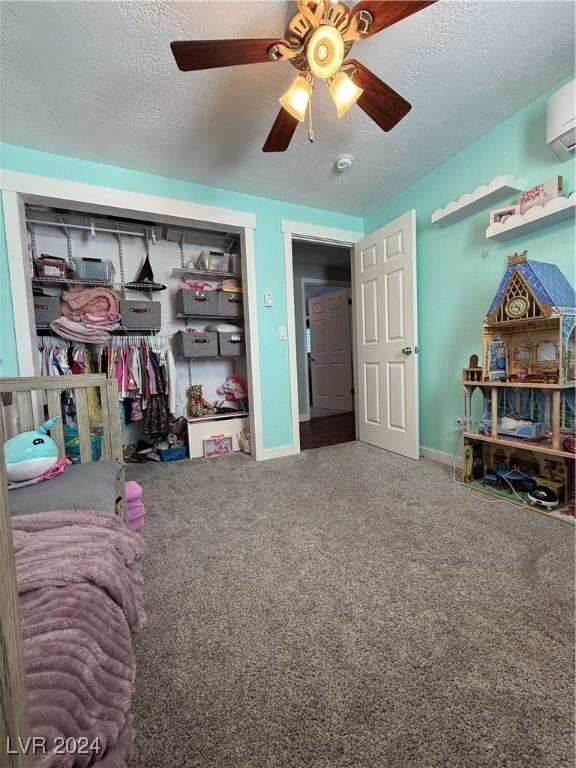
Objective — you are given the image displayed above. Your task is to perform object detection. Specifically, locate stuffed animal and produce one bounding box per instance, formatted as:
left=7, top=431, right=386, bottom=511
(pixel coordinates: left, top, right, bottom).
left=5, top=417, right=59, bottom=482
left=187, top=385, right=217, bottom=418
left=217, top=374, right=248, bottom=412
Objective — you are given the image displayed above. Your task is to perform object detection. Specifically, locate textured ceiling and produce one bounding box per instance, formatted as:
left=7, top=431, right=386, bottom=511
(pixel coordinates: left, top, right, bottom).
left=0, top=1, right=574, bottom=215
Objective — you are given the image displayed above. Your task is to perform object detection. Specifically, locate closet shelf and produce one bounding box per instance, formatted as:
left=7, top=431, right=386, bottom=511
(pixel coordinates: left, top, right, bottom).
left=32, top=277, right=165, bottom=292
left=431, top=175, right=525, bottom=226
left=187, top=411, right=250, bottom=424
left=176, top=313, right=244, bottom=320
left=36, top=325, right=161, bottom=334
left=33, top=277, right=115, bottom=288
left=485, top=191, right=576, bottom=241
left=171, top=268, right=239, bottom=281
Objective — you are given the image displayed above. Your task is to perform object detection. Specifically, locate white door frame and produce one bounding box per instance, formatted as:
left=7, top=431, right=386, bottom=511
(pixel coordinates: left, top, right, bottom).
left=1, top=170, right=265, bottom=460
left=282, top=219, right=363, bottom=454
left=299, top=278, right=351, bottom=422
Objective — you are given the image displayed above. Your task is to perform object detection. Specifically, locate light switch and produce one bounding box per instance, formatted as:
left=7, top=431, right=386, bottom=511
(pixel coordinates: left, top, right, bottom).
left=264, top=292, right=273, bottom=307
left=279, top=326, right=287, bottom=340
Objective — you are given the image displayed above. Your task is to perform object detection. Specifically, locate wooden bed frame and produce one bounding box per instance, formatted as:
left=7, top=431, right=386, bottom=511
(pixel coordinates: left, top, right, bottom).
left=0, top=374, right=124, bottom=767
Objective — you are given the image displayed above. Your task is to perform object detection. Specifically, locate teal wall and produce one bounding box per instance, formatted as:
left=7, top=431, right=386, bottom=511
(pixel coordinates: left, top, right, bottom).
left=365, top=84, right=575, bottom=455
left=1, top=79, right=574, bottom=455
left=0, top=143, right=363, bottom=451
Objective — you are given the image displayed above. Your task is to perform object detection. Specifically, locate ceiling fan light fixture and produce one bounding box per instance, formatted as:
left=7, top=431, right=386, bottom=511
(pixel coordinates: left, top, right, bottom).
left=329, top=71, right=364, bottom=118
left=306, top=25, right=345, bottom=79
left=279, top=75, right=312, bottom=122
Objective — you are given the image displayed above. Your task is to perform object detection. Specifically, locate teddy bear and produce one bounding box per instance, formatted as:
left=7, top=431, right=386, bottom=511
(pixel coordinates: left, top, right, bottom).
left=186, top=385, right=217, bottom=418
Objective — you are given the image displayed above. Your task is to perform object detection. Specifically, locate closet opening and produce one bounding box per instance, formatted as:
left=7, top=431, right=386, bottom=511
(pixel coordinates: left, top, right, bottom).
left=17, top=199, right=258, bottom=462
left=291, top=238, right=356, bottom=451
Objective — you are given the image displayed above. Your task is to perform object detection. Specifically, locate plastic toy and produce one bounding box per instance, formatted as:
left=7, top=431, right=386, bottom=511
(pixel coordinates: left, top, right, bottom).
left=527, top=485, right=559, bottom=510
left=4, top=417, right=59, bottom=482
left=217, top=374, right=248, bottom=412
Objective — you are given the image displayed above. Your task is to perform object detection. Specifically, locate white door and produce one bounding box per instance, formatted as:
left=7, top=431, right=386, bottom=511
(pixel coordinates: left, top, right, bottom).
left=353, top=210, right=419, bottom=459
left=309, top=289, right=353, bottom=411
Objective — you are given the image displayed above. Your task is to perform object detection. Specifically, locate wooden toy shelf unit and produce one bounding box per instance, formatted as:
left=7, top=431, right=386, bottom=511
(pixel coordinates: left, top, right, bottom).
left=462, top=251, right=576, bottom=524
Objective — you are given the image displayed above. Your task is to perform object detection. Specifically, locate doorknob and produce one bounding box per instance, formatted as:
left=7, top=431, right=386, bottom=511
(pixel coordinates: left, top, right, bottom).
left=401, top=347, right=412, bottom=356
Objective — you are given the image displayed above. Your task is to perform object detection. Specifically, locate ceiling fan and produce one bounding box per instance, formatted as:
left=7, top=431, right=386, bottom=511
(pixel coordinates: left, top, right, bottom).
left=171, top=0, right=437, bottom=152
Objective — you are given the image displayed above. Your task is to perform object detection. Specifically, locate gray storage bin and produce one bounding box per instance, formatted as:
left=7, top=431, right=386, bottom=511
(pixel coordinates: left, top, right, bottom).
left=120, top=299, right=161, bottom=328
left=33, top=296, right=61, bottom=325
left=174, top=331, right=218, bottom=358
left=218, top=331, right=245, bottom=357
left=175, top=289, right=218, bottom=317
left=217, top=291, right=243, bottom=318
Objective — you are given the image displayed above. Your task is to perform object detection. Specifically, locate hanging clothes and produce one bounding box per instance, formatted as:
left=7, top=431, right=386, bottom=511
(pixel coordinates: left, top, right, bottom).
left=37, top=338, right=102, bottom=427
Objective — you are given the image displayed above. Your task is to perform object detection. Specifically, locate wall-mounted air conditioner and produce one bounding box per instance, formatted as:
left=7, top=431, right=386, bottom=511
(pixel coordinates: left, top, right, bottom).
left=547, top=80, right=575, bottom=161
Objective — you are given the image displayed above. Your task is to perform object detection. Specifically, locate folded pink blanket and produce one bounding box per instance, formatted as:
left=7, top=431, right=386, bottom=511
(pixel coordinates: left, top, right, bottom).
left=82, top=312, right=121, bottom=325
left=62, top=288, right=120, bottom=318
left=50, top=316, right=111, bottom=343
left=12, top=510, right=145, bottom=767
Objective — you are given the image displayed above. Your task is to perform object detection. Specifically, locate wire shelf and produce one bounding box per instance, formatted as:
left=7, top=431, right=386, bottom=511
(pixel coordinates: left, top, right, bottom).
left=32, top=277, right=166, bottom=292
left=171, top=268, right=239, bottom=281
left=36, top=325, right=161, bottom=334
left=187, top=411, right=250, bottom=424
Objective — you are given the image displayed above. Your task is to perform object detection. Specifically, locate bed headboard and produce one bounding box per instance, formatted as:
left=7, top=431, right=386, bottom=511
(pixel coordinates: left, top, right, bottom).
left=0, top=374, right=124, bottom=765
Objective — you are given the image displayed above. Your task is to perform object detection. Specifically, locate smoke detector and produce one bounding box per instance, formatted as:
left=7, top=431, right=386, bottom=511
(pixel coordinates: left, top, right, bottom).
left=335, top=154, right=354, bottom=172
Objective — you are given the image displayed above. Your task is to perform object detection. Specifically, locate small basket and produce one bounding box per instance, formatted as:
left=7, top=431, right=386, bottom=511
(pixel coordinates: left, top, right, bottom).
left=159, top=444, right=187, bottom=462
left=64, top=425, right=103, bottom=464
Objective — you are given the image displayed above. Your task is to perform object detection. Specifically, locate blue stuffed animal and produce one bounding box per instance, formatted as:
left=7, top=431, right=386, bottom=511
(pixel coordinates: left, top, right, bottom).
left=5, top=417, right=59, bottom=483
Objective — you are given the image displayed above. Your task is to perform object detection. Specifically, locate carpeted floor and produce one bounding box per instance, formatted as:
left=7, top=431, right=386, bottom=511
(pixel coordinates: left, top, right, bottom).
left=127, top=442, right=575, bottom=768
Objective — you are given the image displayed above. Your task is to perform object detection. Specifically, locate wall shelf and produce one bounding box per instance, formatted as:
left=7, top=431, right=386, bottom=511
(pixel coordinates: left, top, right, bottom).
left=36, top=325, right=161, bottom=335
left=32, top=276, right=165, bottom=293
left=171, top=268, right=238, bottom=281
left=431, top=175, right=524, bottom=226
left=176, top=313, right=244, bottom=321
left=187, top=411, right=249, bottom=424
left=486, top=191, right=576, bottom=241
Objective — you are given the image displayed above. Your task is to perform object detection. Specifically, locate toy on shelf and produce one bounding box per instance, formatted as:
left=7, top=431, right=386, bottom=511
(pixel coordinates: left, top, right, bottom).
left=463, top=354, right=482, bottom=383
left=186, top=385, right=217, bottom=419
left=216, top=374, right=248, bottom=413
left=461, top=251, right=575, bottom=523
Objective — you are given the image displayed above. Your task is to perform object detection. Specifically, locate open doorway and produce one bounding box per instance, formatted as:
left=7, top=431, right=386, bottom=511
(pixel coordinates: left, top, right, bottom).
left=292, top=240, right=356, bottom=450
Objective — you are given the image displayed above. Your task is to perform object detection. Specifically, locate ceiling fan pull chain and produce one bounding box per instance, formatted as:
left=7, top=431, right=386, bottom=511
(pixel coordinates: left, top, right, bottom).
left=308, top=82, right=315, bottom=143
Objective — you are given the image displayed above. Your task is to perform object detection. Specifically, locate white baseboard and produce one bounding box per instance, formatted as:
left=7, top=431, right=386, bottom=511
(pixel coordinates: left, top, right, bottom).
left=260, top=443, right=461, bottom=465
left=260, top=445, right=301, bottom=461
left=420, top=446, right=462, bottom=470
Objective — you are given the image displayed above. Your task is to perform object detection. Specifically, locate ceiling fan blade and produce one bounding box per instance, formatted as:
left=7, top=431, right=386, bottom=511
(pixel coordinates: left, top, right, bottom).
left=171, top=39, right=281, bottom=71
left=346, top=59, right=411, bottom=131
left=349, top=1, right=437, bottom=38
left=263, top=108, right=299, bottom=152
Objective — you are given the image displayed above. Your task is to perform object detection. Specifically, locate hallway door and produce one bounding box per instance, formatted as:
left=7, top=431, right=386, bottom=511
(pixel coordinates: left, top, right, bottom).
left=309, top=288, right=353, bottom=412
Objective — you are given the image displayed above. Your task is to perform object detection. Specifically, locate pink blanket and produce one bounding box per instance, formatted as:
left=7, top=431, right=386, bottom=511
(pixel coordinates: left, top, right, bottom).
left=12, top=510, right=145, bottom=767
left=62, top=288, right=120, bottom=318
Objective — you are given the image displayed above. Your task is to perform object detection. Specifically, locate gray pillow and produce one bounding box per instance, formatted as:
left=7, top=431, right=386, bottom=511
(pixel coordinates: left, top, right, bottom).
left=9, top=461, right=122, bottom=516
